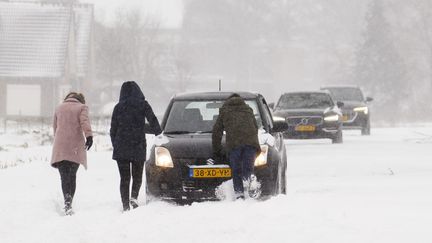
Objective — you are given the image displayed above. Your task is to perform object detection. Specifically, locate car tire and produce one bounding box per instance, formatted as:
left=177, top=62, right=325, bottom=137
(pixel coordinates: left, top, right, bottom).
left=332, top=129, right=343, bottom=144
left=273, top=156, right=287, bottom=196
left=144, top=172, right=158, bottom=205
left=260, top=165, right=277, bottom=197
left=145, top=180, right=152, bottom=205
left=361, top=119, right=371, bottom=136
left=280, top=146, right=287, bottom=195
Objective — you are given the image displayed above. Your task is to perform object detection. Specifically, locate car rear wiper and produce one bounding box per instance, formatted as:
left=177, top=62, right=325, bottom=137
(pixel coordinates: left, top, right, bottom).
left=197, top=131, right=213, bottom=134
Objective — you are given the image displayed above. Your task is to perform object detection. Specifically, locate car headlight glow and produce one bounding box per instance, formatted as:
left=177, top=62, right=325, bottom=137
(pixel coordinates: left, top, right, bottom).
left=155, top=147, right=174, bottom=168
left=354, top=106, right=368, bottom=114
left=254, top=145, right=269, bottom=167
left=324, top=114, right=339, bottom=122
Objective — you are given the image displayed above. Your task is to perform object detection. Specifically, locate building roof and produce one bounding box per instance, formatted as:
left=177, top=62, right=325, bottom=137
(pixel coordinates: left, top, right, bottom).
left=0, top=1, right=93, bottom=78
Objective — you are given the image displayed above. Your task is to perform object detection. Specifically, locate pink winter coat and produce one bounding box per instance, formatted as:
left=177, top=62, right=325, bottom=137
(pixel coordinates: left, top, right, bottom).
left=51, top=98, right=93, bottom=169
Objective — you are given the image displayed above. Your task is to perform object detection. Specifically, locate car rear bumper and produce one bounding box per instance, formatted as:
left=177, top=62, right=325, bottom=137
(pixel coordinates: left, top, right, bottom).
left=146, top=161, right=272, bottom=201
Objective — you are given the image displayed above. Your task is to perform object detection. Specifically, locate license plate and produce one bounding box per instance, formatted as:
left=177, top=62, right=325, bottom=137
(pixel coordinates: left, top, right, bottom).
left=295, top=125, right=316, bottom=132
left=189, top=168, right=232, bottom=178
left=343, top=115, right=349, bottom=121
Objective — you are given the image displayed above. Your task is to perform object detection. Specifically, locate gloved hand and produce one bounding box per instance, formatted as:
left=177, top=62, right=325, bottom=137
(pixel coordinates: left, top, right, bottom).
left=213, top=152, right=223, bottom=164
left=85, top=136, right=93, bottom=151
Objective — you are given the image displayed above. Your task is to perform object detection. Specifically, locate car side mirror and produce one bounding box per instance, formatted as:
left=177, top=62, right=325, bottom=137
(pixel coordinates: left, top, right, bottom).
left=366, top=97, right=373, bottom=102
left=337, top=101, right=344, bottom=108
left=268, top=103, right=275, bottom=110
left=272, top=118, right=288, bottom=133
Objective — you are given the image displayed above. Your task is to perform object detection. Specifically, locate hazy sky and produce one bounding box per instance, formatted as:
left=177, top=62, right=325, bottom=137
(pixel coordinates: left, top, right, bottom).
left=82, top=0, right=183, bottom=27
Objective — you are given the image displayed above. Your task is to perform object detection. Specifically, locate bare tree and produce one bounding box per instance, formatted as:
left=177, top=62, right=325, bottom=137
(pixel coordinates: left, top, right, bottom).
left=353, top=0, right=409, bottom=122
left=94, top=9, right=171, bottom=103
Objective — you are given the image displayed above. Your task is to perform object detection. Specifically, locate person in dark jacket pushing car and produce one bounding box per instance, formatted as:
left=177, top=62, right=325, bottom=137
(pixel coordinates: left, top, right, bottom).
left=110, top=81, right=162, bottom=211
left=212, top=93, right=261, bottom=199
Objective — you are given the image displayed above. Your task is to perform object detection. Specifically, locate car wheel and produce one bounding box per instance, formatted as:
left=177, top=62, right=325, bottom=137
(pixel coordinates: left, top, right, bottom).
left=276, top=161, right=283, bottom=195
left=260, top=167, right=277, bottom=197
left=144, top=180, right=152, bottom=205
left=273, top=156, right=286, bottom=196
left=361, top=119, right=371, bottom=136
left=279, top=146, right=287, bottom=195
left=144, top=171, right=158, bottom=205
left=332, top=129, right=343, bottom=144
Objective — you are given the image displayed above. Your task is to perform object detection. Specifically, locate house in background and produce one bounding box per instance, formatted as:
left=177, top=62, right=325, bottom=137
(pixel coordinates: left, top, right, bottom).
left=0, top=1, right=94, bottom=118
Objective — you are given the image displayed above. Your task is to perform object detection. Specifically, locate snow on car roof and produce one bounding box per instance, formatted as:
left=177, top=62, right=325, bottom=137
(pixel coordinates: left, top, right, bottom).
left=172, top=91, right=260, bottom=100
left=320, top=85, right=361, bottom=89
left=281, top=90, right=331, bottom=95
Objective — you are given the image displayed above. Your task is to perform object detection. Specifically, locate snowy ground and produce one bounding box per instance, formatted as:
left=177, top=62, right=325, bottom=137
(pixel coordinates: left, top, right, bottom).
left=1, top=126, right=432, bottom=243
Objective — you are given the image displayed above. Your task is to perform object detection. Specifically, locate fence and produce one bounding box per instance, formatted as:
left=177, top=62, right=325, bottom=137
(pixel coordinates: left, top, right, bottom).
left=0, top=116, right=112, bottom=135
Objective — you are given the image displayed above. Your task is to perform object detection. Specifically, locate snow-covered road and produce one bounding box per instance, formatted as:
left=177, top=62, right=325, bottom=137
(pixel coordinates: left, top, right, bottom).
left=1, top=126, right=431, bottom=243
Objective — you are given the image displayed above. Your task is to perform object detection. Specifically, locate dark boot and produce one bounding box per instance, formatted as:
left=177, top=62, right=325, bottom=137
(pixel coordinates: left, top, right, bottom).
left=64, top=194, right=74, bottom=215
left=130, top=198, right=139, bottom=209
left=122, top=200, right=130, bottom=212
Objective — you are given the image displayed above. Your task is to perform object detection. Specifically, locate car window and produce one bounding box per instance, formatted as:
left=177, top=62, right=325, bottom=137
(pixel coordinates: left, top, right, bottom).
left=276, top=93, right=334, bottom=109
left=164, top=99, right=263, bottom=133
left=260, top=98, right=273, bottom=130
left=324, top=88, right=364, bottom=101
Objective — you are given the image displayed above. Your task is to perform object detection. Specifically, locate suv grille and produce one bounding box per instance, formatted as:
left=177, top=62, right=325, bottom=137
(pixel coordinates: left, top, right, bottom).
left=286, top=116, right=323, bottom=126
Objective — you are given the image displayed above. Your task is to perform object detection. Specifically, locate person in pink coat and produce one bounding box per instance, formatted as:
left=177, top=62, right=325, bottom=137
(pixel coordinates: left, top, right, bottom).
left=51, top=92, right=93, bottom=215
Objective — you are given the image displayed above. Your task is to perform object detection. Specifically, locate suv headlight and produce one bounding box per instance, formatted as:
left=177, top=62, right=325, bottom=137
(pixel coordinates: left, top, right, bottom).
left=155, top=147, right=174, bottom=168
left=254, top=145, right=269, bottom=167
left=354, top=106, right=368, bottom=114
left=324, top=114, right=339, bottom=122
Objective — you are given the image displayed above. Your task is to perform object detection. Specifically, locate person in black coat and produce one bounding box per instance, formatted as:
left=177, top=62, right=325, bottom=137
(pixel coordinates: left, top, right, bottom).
left=110, top=81, right=162, bottom=211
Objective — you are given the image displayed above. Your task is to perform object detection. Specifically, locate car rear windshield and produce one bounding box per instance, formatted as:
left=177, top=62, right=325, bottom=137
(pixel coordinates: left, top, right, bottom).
left=164, top=100, right=263, bottom=134
left=324, top=87, right=364, bottom=101
left=277, top=93, right=334, bottom=109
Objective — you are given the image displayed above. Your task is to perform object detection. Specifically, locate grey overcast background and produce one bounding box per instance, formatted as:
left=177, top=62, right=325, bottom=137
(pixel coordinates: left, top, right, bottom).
left=3, top=0, right=432, bottom=123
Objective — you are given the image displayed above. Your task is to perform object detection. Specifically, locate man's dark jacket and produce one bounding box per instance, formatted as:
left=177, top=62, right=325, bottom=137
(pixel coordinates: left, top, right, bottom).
left=110, top=81, right=162, bottom=162
left=212, top=96, right=260, bottom=158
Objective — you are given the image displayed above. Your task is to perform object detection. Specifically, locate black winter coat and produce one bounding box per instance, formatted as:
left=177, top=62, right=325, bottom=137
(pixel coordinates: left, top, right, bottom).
left=110, top=81, right=162, bottom=162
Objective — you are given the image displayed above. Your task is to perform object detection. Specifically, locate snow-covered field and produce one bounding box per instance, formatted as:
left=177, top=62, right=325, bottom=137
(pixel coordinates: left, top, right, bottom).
left=1, top=126, right=432, bottom=243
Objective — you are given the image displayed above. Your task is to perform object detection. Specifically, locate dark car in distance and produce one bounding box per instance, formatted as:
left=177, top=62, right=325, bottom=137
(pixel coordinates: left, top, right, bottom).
left=272, top=91, right=344, bottom=144
left=321, top=86, right=373, bottom=135
left=145, top=92, right=288, bottom=204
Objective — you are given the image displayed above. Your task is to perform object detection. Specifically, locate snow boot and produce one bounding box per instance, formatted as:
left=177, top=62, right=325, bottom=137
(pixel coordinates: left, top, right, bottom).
left=64, top=205, right=74, bottom=216
left=235, top=193, right=245, bottom=200
left=247, top=174, right=261, bottom=199
left=130, top=198, right=139, bottom=209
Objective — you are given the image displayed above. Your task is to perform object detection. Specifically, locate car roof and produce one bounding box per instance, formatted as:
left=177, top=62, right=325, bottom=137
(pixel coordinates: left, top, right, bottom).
left=320, top=85, right=360, bottom=89
left=172, top=91, right=260, bottom=101
left=281, top=91, right=331, bottom=96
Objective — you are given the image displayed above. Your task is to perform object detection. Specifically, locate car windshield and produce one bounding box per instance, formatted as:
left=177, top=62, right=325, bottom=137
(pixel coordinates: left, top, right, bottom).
left=164, top=99, right=263, bottom=134
left=277, top=93, right=334, bottom=109
left=324, top=87, right=364, bottom=101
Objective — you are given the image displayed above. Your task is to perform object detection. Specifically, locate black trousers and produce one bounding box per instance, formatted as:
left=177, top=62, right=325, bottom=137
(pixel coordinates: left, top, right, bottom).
left=57, top=160, right=80, bottom=208
left=116, top=160, right=144, bottom=210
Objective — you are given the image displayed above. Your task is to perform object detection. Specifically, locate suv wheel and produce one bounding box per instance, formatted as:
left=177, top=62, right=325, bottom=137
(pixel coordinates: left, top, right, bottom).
left=332, top=129, right=343, bottom=144
left=280, top=147, right=287, bottom=195
left=361, top=120, right=371, bottom=136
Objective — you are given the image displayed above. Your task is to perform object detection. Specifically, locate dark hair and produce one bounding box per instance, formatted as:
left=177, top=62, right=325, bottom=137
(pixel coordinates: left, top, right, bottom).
left=64, top=92, right=86, bottom=104
left=228, top=93, right=241, bottom=99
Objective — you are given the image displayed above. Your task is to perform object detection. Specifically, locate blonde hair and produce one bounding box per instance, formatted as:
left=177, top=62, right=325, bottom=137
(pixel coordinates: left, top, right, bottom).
left=64, top=92, right=86, bottom=104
